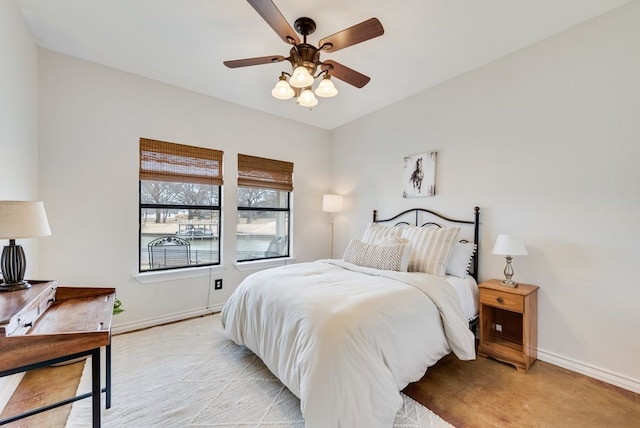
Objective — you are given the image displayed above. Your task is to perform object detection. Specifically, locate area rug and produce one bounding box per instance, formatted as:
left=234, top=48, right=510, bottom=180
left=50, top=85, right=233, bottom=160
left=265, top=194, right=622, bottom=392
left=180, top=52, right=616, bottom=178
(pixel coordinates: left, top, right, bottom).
left=66, top=314, right=453, bottom=427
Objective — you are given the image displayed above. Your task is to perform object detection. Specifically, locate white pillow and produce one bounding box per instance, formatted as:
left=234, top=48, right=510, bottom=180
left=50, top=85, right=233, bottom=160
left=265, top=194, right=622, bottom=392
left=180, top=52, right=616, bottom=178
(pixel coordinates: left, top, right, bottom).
left=400, top=226, right=460, bottom=276
left=445, top=242, right=477, bottom=278
left=343, top=239, right=410, bottom=271
left=361, top=222, right=403, bottom=244
left=376, top=236, right=412, bottom=272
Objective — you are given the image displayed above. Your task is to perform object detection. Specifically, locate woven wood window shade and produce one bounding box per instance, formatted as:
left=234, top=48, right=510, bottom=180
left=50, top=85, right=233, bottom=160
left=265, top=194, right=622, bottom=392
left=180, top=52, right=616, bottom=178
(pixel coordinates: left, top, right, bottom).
left=238, top=154, right=293, bottom=191
left=140, top=138, right=223, bottom=186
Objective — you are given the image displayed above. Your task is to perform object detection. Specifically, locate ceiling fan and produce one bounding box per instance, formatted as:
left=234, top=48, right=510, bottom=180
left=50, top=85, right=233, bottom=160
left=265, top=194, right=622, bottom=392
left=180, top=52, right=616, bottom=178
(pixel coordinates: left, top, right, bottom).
left=223, top=0, right=384, bottom=108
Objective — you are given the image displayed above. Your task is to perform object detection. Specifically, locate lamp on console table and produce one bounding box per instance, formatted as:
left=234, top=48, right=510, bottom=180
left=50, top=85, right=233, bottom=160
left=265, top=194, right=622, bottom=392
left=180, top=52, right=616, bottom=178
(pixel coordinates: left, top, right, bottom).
left=492, top=234, right=528, bottom=287
left=0, top=201, right=51, bottom=291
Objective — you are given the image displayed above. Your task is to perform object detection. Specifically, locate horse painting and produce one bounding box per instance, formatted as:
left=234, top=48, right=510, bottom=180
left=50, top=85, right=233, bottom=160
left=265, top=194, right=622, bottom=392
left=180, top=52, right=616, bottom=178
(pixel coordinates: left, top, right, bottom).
left=403, top=151, right=436, bottom=198
left=409, top=157, right=424, bottom=193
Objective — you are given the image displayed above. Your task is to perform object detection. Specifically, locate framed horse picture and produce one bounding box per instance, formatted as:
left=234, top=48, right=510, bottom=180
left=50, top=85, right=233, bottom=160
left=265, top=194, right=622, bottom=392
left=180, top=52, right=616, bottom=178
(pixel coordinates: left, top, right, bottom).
left=403, top=151, right=436, bottom=198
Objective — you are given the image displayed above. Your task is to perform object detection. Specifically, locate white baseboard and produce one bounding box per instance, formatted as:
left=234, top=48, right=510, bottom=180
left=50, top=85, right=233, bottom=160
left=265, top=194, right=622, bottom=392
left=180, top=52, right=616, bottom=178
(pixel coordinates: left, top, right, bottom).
left=538, top=348, right=640, bottom=394
left=0, top=373, right=25, bottom=414
left=111, top=304, right=224, bottom=335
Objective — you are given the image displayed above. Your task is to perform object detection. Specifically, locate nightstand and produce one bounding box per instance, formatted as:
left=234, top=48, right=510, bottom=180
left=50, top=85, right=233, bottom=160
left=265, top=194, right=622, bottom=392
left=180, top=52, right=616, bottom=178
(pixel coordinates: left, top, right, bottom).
left=477, top=279, right=538, bottom=373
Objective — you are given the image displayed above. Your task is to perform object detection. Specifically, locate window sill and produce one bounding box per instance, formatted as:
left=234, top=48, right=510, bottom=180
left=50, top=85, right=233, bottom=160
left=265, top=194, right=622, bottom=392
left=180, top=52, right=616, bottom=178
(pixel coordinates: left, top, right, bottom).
left=234, top=257, right=297, bottom=272
left=133, top=265, right=226, bottom=284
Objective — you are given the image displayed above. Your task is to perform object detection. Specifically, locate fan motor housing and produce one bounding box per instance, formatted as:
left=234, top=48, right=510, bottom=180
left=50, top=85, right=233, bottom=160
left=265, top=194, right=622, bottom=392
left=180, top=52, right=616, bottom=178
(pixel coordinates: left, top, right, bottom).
left=289, top=44, right=320, bottom=75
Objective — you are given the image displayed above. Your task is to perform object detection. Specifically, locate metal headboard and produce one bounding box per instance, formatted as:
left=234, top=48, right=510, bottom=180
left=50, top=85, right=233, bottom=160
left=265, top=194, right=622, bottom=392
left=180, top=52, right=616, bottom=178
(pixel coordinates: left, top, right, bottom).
left=372, top=207, right=480, bottom=281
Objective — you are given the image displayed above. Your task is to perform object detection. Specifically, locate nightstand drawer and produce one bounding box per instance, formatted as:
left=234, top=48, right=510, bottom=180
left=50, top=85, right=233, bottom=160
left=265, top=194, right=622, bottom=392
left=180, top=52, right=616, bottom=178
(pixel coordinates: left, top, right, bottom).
left=480, top=288, right=523, bottom=313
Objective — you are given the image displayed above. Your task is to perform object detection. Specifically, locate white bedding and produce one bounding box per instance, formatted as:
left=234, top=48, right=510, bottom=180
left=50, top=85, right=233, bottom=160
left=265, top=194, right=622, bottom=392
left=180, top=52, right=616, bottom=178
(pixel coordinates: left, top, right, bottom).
left=445, top=275, right=479, bottom=321
left=221, top=260, right=475, bottom=428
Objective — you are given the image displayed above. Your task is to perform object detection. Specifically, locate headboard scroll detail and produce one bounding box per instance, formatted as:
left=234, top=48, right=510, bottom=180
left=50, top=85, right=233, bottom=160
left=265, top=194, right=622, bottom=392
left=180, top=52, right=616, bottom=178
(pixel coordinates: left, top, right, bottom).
left=372, top=207, right=481, bottom=281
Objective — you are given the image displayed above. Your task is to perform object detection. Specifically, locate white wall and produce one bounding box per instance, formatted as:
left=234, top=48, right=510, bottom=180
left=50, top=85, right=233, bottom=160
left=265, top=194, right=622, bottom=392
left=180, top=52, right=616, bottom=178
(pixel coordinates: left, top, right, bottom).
left=330, top=1, right=640, bottom=392
left=37, top=50, right=332, bottom=332
left=0, top=0, right=40, bottom=261
left=0, top=0, right=39, bottom=411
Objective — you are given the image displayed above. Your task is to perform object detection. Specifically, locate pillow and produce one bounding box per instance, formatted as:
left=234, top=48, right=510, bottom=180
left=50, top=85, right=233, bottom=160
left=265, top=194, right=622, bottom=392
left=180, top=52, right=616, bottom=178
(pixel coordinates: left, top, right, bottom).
left=343, top=239, right=410, bottom=271
left=445, top=242, right=477, bottom=278
left=361, top=222, right=403, bottom=244
left=376, top=236, right=412, bottom=272
left=400, top=225, right=460, bottom=276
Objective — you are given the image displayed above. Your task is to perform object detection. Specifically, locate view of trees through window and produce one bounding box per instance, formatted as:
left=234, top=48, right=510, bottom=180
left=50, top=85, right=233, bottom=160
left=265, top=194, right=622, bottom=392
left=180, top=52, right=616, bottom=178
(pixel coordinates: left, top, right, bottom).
left=139, top=142, right=292, bottom=271
left=139, top=182, right=290, bottom=270
left=140, top=180, right=220, bottom=271
left=237, top=187, right=290, bottom=262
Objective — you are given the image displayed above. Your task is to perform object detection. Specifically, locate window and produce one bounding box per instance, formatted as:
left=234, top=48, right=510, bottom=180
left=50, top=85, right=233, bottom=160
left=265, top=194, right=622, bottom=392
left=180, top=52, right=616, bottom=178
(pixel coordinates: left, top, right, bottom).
left=139, top=138, right=223, bottom=272
left=237, top=154, right=293, bottom=262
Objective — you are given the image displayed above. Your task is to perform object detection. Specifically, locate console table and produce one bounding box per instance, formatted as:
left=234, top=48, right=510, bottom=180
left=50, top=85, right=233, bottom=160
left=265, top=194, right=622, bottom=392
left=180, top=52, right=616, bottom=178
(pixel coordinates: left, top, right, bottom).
left=0, top=281, right=114, bottom=427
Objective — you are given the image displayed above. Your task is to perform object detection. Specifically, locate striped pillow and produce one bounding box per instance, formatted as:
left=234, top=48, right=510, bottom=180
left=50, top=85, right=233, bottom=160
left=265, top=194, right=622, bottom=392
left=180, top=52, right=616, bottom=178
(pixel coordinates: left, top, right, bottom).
left=361, top=222, right=404, bottom=244
left=343, top=239, right=409, bottom=271
left=400, top=226, right=460, bottom=276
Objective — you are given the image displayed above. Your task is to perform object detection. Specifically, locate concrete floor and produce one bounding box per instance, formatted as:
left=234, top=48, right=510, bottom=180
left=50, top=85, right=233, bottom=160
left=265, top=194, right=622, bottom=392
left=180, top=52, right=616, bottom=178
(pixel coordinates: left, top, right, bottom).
left=404, top=354, right=640, bottom=428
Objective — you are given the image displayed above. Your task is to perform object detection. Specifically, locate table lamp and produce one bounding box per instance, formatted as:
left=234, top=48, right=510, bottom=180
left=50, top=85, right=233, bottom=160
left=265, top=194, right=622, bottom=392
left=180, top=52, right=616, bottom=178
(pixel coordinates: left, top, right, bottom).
left=0, top=201, right=51, bottom=291
left=492, top=234, right=527, bottom=287
left=322, top=194, right=343, bottom=258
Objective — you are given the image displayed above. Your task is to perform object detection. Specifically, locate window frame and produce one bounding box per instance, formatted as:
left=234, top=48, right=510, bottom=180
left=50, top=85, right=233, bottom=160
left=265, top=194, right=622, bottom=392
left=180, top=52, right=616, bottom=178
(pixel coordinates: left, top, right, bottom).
left=236, top=154, right=293, bottom=263
left=139, top=187, right=222, bottom=272
left=236, top=191, right=291, bottom=262
left=139, top=138, right=223, bottom=273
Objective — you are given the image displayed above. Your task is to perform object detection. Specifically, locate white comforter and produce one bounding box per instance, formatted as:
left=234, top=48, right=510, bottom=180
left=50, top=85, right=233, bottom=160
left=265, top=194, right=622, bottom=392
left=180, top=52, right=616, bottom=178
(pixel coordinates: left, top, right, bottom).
left=221, top=260, right=475, bottom=428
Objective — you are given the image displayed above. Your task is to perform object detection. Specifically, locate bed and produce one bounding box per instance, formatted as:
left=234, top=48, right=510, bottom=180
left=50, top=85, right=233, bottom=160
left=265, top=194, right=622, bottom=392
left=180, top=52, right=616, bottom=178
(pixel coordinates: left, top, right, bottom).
left=221, top=207, right=480, bottom=428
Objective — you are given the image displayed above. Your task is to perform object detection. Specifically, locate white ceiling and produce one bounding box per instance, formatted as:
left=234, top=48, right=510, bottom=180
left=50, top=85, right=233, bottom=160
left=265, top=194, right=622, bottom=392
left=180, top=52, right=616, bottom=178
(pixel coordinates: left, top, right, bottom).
left=16, top=0, right=630, bottom=130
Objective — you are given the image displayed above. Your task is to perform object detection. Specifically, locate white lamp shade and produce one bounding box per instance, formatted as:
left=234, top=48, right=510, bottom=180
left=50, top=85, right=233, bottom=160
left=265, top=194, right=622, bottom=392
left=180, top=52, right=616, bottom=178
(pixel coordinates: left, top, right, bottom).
left=271, top=79, right=294, bottom=99
left=322, top=194, right=343, bottom=213
left=289, top=66, right=314, bottom=88
left=492, top=234, right=527, bottom=256
left=315, top=76, right=338, bottom=97
left=297, top=88, right=318, bottom=108
left=0, top=201, right=51, bottom=239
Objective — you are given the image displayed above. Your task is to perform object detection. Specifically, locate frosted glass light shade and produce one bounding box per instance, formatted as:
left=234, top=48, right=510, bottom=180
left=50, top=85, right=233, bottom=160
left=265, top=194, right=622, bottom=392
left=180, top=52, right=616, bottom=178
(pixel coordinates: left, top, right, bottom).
left=0, top=201, right=51, bottom=239
left=492, top=234, right=528, bottom=256
left=271, top=78, right=294, bottom=99
left=315, top=76, right=338, bottom=97
left=290, top=66, right=314, bottom=88
left=297, top=88, right=318, bottom=108
left=322, top=194, right=343, bottom=213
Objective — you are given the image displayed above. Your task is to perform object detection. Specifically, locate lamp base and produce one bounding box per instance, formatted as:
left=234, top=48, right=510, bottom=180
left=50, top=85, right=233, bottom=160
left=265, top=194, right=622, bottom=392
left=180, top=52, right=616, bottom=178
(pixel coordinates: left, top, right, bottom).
left=500, top=279, right=519, bottom=288
left=0, top=280, right=31, bottom=292
left=501, top=256, right=519, bottom=288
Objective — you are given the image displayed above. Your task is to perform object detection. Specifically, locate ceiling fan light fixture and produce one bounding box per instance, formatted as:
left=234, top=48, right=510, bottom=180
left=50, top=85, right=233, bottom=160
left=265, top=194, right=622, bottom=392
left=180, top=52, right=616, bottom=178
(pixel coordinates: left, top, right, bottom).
left=297, top=88, right=318, bottom=108
left=314, top=75, right=338, bottom=98
left=271, top=76, right=295, bottom=99
left=290, top=65, right=314, bottom=88
left=223, top=3, right=384, bottom=110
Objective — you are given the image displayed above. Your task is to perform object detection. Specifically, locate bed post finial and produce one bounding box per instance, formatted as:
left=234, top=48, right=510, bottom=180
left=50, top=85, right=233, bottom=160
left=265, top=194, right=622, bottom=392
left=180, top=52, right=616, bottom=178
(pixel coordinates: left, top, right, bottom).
left=373, top=210, right=378, bottom=222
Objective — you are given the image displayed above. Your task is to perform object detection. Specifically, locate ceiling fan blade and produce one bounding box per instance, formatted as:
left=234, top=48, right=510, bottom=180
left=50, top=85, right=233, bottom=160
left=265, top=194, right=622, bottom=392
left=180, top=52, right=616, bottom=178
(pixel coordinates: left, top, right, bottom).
left=224, top=55, right=286, bottom=68
left=247, top=0, right=300, bottom=45
left=322, top=60, right=370, bottom=88
left=319, top=18, right=384, bottom=53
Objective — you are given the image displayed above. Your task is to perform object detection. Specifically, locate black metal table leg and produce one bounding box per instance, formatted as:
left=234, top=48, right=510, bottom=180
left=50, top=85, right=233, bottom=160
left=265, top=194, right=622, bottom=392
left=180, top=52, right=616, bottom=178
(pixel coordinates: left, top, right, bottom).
left=105, top=342, right=111, bottom=409
left=92, top=348, right=101, bottom=428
